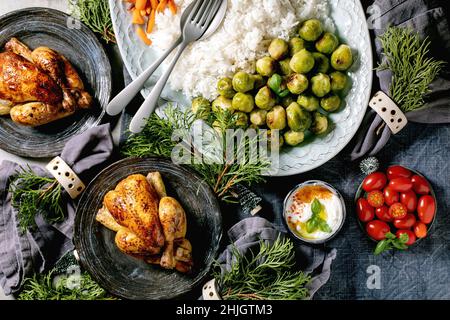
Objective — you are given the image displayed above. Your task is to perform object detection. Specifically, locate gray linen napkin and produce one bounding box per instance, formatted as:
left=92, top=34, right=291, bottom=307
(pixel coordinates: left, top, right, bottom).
left=350, top=0, right=450, bottom=160
left=0, top=124, right=113, bottom=295
left=215, top=217, right=337, bottom=299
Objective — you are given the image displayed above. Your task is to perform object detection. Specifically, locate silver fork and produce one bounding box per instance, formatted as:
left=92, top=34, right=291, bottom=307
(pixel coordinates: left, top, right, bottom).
left=129, top=0, right=224, bottom=134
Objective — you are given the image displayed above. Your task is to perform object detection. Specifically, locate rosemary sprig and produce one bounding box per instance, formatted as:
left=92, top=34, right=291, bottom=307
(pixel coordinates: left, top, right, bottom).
left=213, top=236, right=311, bottom=300
left=376, top=26, right=446, bottom=112
left=9, top=166, right=65, bottom=232
left=70, top=0, right=116, bottom=43
left=121, top=106, right=270, bottom=202
left=18, top=270, right=116, bottom=300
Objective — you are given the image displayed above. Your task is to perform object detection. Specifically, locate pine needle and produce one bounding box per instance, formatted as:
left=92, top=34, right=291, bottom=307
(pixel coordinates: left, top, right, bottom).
left=70, top=0, right=116, bottom=43
left=9, top=166, right=65, bottom=232
left=213, top=236, right=311, bottom=300
left=376, top=26, right=446, bottom=112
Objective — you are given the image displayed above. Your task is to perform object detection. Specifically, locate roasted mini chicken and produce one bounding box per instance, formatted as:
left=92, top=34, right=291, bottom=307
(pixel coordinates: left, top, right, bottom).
left=0, top=38, right=92, bottom=126
left=96, top=172, right=194, bottom=274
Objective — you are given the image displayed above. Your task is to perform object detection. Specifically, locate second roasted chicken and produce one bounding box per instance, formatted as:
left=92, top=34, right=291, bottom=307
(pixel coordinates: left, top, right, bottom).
left=0, top=37, right=92, bottom=126
left=96, top=172, right=193, bottom=274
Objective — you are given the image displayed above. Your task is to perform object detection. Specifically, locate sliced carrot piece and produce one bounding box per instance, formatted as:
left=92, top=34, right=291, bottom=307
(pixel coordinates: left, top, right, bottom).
left=135, top=0, right=147, bottom=10
left=132, top=8, right=145, bottom=24
left=168, top=0, right=177, bottom=15
left=147, top=9, right=156, bottom=33
left=136, top=26, right=152, bottom=45
left=157, top=0, right=168, bottom=13
left=150, top=0, right=159, bottom=10
left=140, top=9, right=147, bottom=16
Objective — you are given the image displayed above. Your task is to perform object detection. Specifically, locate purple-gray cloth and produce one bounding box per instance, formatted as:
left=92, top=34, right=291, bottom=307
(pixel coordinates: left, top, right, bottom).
left=215, top=217, right=337, bottom=299
left=350, top=0, right=450, bottom=160
left=0, top=124, right=113, bottom=295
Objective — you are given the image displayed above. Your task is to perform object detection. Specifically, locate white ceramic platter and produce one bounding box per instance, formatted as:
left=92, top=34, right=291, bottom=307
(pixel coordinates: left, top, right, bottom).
left=110, top=0, right=373, bottom=176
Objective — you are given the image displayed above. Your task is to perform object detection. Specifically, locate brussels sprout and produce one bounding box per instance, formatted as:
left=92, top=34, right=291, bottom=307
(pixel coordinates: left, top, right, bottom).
left=266, top=106, right=287, bottom=130
left=289, top=37, right=306, bottom=56
left=320, top=94, right=341, bottom=112
left=268, top=38, right=289, bottom=60
left=212, top=96, right=233, bottom=113
left=311, top=112, right=329, bottom=135
left=330, top=71, right=348, bottom=93
left=255, top=86, right=276, bottom=110
left=297, top=95, right=319, bottom=112
left=217, top=77, right=236, bottom=99
left=284, top=130, right=305, bottom=146
left=252, top=74, right=266, bottom=89
left=235, top=112, right=249, bottom=129
left=232, top=71, right=255, bottom=93
left=331, top=44, right=353, bottom=71
left=315, top=32, right=339, bottom=55
left=313, top=52, right=330, bottom=74
left=267, top=130, right=285, bottom=150
left=191, top=97, right=211, bottom=118
left=250, top=109, right=268, bottom=126
left=286, top=102, right=312, bottom=132
left=290, top=49, right=315, bottom=74
left=298, top=19, right=323, bottom=42
left=256, top=56, right=277, bottom=77
left=287, top=73, right=309, bottom=95
left=281, top=95, right=296, bottom=108
left=232, top=92, right=255, bottom=113
left=311, top=73, right=331, bottom=98
left=279, top=58, right=293, bottom=76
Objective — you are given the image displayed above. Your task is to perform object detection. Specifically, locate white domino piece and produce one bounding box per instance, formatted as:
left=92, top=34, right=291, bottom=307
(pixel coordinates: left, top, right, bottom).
left=202, top=279, right=221, bottom=300
left=369, top=91, right=408, bottom=134
left=46, top=157, right=86, bottom=199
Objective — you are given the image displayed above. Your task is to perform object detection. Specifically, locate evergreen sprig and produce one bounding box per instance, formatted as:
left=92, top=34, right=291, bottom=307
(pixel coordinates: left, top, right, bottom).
left=70, top=0, right=116, bottom=43
left=18, top=270, right=116, bottom=300
left=376, top=26, right=446, bottom=112
left=213, top=236, right=311, bottom=300
left=9, top=166, right=65, bottom=232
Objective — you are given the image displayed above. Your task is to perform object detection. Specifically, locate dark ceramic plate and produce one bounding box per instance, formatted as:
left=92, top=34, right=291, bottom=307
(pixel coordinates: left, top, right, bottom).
left=0, top=8, right=111, bottom=158
left=74, top=157, right=222, bottom=300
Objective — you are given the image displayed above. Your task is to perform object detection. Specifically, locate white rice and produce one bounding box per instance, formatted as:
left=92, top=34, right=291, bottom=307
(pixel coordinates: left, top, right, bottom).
left=150, top=0, right=334, bottom=100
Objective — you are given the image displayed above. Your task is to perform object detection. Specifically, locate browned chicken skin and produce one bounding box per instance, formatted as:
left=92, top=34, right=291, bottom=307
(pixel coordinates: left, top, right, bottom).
left=0, top=37, right=93, bottom=126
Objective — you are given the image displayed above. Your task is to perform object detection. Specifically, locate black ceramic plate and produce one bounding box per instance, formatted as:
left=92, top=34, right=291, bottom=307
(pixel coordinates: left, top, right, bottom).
left=74, top=157, right=222, bottom=300
left=0, top=8, right=111, bottom=158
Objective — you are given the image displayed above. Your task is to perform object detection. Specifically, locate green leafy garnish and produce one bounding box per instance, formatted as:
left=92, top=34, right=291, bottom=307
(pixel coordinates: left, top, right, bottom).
left=376, top=26, right=446, bottom=113
left=9, top=166, right=65, bottom=232
left=374, top=232, right=409, bottom=255
left=267, top=74, right=290, bottom=97
left=305, top=198, right=332, bottom=234
left=213, top=236, right=311, bottom=300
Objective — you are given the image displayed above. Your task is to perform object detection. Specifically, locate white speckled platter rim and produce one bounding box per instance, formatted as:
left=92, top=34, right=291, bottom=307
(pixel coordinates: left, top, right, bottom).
left=109, top=0, right=373, bottom=176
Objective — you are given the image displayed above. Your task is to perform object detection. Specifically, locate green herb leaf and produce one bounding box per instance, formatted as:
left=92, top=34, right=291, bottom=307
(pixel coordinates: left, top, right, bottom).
left=268, top=74, right=282, bottom=93
left=392, top=241, right=409, bottom=251
left=374, top=240, right=390, bottom=255
left=278, top=89, right=291, bottom=98
left=306, top=219, right=319, bottom=233
left=318, top=220, right=332, bottom=233
left=311, top=198, right=322, bottom=216
left=385, top=232, right=396, bottom=240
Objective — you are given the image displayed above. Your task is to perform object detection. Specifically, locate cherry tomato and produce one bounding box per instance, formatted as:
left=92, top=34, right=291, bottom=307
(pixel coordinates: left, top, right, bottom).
left=356, top=198, right=375, bottom=222
left=362, top=172, right=388, bottom=192
left=367, top=190, right=384, bottom=208
left=393, top=214, right=416, bottom=229
left=411, top=175, right=431, bottom=195
left=366, top=220, right=390, bottom=241
left=375, top=206, right=392, bottom=222
left=400, top=190, right=418, bottom=212
left=396, top=230, right=416, bottom=246
left=389, top=203, right=407, bottom=219
left=388, top=178, right=413, bottom=193
left=417, top=195, right=436, bottom=224
left=387, top=165, right=412, bottom=180
left=383, top=187, right=399, bottom=206
left=413, top=222, right=428, bottom=239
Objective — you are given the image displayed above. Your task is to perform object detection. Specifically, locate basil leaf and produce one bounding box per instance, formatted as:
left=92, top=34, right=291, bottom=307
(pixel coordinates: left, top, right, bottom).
left=311, top=199, right=322, bottom=216
left=374, top=240, right=389, bottom=255
left=278, top=89, right=291, bottom=98
left=306, top=219, right=318, bottom=233
left=392, top=241, right=409, bottom=250
left=385, top=232, right=396, bottom=240
left=318, top=219, right=332, bottom=233
left=268, top=74, right=282, bottom=93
